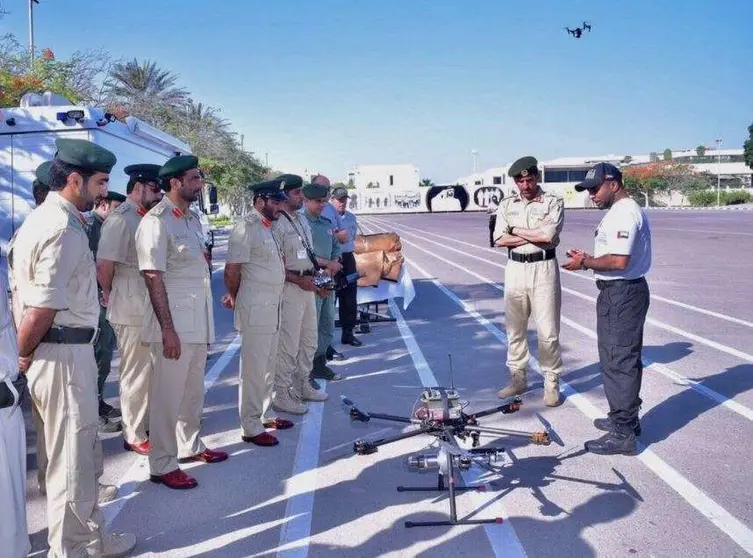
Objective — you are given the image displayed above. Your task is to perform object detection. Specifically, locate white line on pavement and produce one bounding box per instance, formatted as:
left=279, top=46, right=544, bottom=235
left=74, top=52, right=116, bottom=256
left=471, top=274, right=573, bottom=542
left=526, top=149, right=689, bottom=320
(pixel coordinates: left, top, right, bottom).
left=369, top=217, right=753, bottom=363
left=396, top=254, right=753, bottom=557
left=362, top=220, right=753, bottom=423
left=368, top=217, right=753, bottom=330
left=388, top=297, right=528, bottom=558
left=277, top=382, right=329, bottom=558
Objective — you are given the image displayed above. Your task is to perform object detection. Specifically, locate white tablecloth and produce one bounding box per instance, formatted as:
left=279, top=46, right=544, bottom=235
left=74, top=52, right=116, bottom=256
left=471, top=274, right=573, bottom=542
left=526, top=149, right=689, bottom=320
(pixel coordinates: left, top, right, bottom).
left=337, top=267, right=416, bottom=310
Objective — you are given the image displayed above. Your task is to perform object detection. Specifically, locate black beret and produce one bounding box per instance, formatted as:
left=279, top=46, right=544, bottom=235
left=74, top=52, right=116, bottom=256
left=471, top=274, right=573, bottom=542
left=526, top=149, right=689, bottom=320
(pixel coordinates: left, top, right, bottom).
left=302, top=182, right=329, bottom=200
left=35, top=161, right=52, bottom=187
left=508, top=156, right=539, bottom=179
left=248, top=179, right=288, bottom=201
left=276, top=173, right=304, bottom=191
left=158, top=155, right=199, bottom=179
left=124, top=163, right=162, bottom=183
left=54, top=138, right=117, bottom=173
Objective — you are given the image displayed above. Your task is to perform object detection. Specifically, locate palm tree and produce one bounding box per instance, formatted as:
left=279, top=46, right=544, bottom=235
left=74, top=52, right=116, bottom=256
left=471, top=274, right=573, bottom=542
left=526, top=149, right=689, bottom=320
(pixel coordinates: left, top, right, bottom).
left=105, top=58, right=189, bottom=116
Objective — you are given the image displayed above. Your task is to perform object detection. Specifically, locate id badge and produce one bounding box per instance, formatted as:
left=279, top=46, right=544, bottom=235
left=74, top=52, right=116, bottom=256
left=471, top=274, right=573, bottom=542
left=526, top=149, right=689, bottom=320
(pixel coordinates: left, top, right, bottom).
left=297, top=248, right=307, bottom=260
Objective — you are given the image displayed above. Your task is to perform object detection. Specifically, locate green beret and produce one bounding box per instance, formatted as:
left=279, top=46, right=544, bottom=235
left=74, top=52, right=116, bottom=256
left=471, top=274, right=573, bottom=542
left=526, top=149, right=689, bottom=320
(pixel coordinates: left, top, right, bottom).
left=54, top=138, right=117, bottom=173
left=508, top=156, right=539, bottom=179
left=35, top=161, right=52, bottom=187
left=332, top=186, right=349, bottom=199
left=105, top=191, right=127, bottom=203
left=248, top=179, right=288, bottom=201
left=276, top=173, right=304, bottom=191
left=124, top=163, right=161, bottom=183
left=302, top=182, right=329, bottom=200
left=158, top=155, right=199, bottom=179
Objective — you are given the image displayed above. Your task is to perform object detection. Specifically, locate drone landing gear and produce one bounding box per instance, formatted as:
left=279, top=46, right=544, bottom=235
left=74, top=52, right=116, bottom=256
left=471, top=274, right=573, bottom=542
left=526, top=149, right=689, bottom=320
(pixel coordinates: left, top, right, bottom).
left=398, top=433, right=504, bottom=529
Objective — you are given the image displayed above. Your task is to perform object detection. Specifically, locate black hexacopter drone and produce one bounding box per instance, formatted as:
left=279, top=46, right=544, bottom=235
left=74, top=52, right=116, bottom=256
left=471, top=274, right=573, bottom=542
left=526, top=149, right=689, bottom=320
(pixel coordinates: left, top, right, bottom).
left=565, top=21, right=592, bottom=39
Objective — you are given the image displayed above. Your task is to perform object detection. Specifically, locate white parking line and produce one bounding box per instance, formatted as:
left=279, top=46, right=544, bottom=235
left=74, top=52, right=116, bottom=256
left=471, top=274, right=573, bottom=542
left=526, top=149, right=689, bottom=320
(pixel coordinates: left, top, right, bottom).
left=368, top=217, right=753, bottom=363
left=388, top=298, right=528, bottom=558
left=386, top=248, right=753, bottom=556
left=367, top=217, right=753, bottom=330
left=277, top=382, right=328, bottom=558
left=361, top=220, right=753, bottom=423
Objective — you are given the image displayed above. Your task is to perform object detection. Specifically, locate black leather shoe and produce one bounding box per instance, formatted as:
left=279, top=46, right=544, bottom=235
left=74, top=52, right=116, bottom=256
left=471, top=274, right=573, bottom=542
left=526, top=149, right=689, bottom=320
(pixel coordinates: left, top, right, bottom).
left=342, top=335, right=362, bottom=347
left=594, top=418, right=641, bottom=437
left=584, top=431, right=638, bottom=456
left=326, top=346, right=345, bottom=361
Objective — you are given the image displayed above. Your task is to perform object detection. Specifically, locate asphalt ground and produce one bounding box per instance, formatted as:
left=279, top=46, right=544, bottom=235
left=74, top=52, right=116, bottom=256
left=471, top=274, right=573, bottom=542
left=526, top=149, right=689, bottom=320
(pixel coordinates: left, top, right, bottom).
left=21, top=208, right=753, bottom=557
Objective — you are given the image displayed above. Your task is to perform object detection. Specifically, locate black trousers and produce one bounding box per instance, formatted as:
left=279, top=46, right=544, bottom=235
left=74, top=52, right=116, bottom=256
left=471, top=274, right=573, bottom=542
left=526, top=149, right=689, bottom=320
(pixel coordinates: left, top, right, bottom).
left=338, top=251, right=358, bottom=333
left=488, top=214, right=497, bottom=247
left=596, top=277, right=650, bottom=434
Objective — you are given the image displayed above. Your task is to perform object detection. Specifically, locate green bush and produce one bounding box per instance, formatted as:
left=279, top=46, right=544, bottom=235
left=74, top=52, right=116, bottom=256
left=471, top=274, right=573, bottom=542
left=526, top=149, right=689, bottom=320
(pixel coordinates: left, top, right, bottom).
left=688, top=190, right=753, bottom=207
left=208, top=214, right=232, bottom=226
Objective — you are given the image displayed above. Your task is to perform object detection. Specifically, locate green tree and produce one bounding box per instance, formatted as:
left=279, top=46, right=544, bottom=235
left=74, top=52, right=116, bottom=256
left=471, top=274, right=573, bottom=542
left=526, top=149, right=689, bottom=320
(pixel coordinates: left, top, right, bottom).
left=744, top=122, right=753, bottom=170
left=420, top=178, right=435, bottom=187
left=663, top=148, right=673, bottom=161
left=696, top=145, right=706, bottom=157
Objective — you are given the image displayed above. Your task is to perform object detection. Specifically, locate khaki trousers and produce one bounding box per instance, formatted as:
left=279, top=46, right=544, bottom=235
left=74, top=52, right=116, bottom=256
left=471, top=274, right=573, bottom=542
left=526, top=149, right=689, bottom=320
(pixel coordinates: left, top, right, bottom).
left=239, top=325, right=280, bottom=437
left=26, top=343, right=104, bottom=557
left=274, top=282, right=318, bottom=391
left=112, top=323, right=151, bottom=445
left=148, top=342, right=207, bottom=476
left=504, top=258, right=564, bottom=377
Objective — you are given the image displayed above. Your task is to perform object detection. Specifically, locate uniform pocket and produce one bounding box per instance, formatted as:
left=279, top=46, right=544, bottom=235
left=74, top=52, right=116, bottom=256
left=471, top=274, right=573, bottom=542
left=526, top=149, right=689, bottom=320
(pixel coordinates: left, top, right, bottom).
left=170, top=293, right=196, bottom=332
left=608, top=285, right=648, bottom=347
left=246, top=291, right=281, bottom=333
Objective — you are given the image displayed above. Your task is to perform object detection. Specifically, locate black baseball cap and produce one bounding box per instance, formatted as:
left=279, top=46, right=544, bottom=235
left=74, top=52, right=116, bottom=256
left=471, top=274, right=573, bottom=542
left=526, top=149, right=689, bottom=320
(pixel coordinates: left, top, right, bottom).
left=574, top=162, right=623, bottom=192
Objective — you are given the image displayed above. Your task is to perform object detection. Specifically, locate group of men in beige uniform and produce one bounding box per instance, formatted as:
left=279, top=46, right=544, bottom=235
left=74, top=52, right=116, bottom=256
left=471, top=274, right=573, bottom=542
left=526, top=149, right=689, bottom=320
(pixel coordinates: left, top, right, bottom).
left=8, top=140, right=232, bottom=556
left=223, top=174, right=333, bottom=447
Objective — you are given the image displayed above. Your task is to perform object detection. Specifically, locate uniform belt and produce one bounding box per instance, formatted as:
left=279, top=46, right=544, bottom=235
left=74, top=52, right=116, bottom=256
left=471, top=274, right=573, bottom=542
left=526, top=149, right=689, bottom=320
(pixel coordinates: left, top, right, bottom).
left=40, top=326, right=99, bottom=345
left=0, top=376, right=27, bottom=409
left=289, top=269, right=314, bottom=277
left=595, top=277, right=646, bottom=290
left=508, top=249, right=556, bottom=263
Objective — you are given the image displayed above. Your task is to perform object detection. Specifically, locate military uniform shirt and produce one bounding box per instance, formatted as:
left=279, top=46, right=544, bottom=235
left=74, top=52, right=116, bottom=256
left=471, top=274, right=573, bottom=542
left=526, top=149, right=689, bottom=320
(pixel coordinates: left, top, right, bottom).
left=272, top=211, right=316, bottom=273
left=321, top=203, right=343, bottom=231
left=97, top=198, right=149, bottom=326
left=135, top=196, right=215, bottom=344
left=593, top=197, right=652, bottom=281
left=227, top=208, right=285, bottom=333
left=304, top=210, right=341, bottom=260
left=8, top=192, right=99, bottom=328
left=493, top=191, right=564, bottom=255
left=339, top=211, right=358, bottom=253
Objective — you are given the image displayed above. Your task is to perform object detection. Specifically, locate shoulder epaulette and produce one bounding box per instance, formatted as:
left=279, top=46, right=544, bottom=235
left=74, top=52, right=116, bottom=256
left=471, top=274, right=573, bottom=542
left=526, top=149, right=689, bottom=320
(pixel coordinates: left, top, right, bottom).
left=149, top=200, right=168, bottom=217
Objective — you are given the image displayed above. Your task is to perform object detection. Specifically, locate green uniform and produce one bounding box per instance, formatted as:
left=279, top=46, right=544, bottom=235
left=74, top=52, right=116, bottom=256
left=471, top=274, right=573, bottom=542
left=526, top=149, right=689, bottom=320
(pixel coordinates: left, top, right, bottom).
left=304, top=209, right=341, bottom=358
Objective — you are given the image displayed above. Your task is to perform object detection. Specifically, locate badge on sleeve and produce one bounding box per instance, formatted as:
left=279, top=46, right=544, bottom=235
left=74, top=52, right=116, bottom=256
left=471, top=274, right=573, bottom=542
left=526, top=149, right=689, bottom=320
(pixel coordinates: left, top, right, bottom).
left=617, top=231, right=630, bottom=239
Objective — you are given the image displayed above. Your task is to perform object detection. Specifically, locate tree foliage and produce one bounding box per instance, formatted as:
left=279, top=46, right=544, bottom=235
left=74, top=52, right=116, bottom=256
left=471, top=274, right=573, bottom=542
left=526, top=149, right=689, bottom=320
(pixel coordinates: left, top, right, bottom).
left=744, top=121, right=753, bottom=171
left=623, top=161, right=709, bottom=206
left=0, top=14, right=268, bottom=213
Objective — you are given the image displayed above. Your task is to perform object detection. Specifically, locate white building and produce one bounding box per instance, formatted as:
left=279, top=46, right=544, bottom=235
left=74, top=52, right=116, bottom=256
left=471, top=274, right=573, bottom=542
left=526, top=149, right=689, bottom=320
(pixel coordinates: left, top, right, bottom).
left=345, top=163, right=422, bottom=213
left=456, top=148, right=752, bottom=209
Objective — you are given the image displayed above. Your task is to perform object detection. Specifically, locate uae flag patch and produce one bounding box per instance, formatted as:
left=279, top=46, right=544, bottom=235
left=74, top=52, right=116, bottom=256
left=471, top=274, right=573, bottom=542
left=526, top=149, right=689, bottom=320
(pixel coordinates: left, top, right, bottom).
left=617, top=231, right=630, bottom=239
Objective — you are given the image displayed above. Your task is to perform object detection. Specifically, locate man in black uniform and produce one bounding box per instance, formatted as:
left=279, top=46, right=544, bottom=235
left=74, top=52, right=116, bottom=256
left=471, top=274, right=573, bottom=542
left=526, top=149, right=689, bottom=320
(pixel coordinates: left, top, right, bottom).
left=563, top=162, right=652, bottom=455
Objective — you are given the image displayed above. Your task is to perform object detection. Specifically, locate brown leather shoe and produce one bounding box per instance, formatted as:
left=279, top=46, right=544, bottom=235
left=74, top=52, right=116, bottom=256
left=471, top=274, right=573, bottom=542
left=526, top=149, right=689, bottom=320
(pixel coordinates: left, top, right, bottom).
left=149, top=469, right=198, bottom=489
left=178, top=449, right=229, bottom=464
left=242, top=432, right=279, bottom=446
left=123, top=439, right=151, bottom=456
left=263, top=418, right=295, bottom=430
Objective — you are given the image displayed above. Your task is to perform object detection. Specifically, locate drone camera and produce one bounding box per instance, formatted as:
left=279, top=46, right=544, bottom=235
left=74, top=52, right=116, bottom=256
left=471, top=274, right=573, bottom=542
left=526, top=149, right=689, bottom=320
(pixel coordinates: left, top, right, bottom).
left=406, top=450, right=506, bottom=472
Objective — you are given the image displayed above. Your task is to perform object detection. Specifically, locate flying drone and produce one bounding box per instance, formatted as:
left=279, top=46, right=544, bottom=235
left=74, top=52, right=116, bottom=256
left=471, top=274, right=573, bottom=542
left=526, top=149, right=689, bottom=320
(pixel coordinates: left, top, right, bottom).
left=342, top=355, right=552, bottom=529
left=565, top=21, right=592, bottom=39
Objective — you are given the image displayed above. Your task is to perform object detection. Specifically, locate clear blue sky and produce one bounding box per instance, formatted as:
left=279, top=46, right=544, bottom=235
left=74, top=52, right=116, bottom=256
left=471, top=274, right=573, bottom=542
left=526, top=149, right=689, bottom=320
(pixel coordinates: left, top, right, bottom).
left=3, top=0, right=752, bottom=182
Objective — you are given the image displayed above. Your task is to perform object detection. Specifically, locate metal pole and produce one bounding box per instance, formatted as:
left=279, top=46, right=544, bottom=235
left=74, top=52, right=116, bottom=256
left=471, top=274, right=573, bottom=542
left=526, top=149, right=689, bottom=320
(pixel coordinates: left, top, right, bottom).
left=28, top=0, right=36, bottom=67
left=716, top=137, right=722, bottom=207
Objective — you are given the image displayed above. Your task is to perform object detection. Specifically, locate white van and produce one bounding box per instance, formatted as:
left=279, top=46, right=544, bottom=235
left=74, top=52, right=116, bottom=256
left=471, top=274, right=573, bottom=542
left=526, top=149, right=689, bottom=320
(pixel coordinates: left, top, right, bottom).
left=0, top=92, right=218, bottom=275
